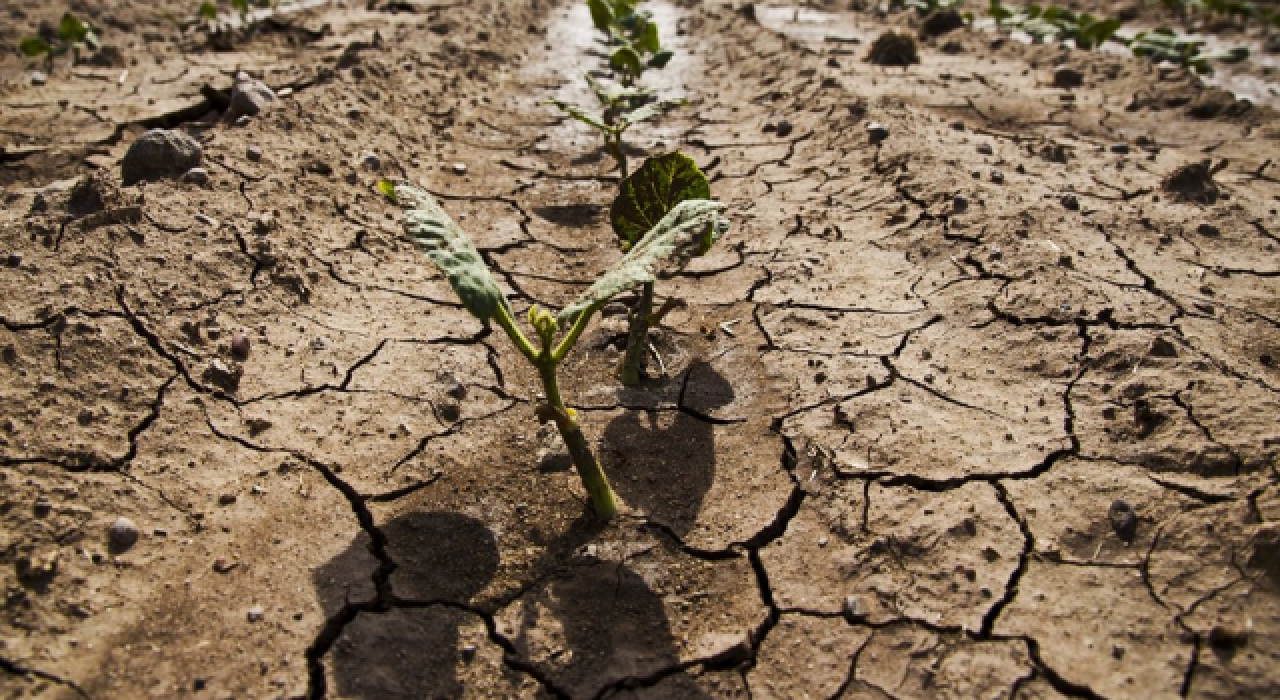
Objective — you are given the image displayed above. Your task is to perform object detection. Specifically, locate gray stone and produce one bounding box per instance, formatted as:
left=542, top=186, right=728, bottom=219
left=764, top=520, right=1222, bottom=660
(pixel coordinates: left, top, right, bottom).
left=357, top=151, right=381, bottom=171
left=227, top=72, right=277, bottom=120
left=121, top=129, right=203, bottom=186
left=247, top=145, right=263, bottom=162
left=107, top=517, right=140, bottom=550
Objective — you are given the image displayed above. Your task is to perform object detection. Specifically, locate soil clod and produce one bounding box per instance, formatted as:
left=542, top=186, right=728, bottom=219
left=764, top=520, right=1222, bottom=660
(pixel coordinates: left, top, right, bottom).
left=227, top=72, right=277, bottom=121
left=1163, top=160, right=1223, bottom=204
left=867, top=30, right=920, bottom=66
left=1053, top=67, right=1084, bottom=89
left=920, top=9, right=965, bottom=38
left=1108, top=500, right=1138, bottom=542
left=121, top=129, right=203, bottom=186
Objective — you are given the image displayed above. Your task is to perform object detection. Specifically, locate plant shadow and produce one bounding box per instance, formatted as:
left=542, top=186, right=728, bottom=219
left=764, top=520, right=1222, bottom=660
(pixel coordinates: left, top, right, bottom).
left=602, top=361, right=732, bottom=536
left=316, top=511, right=714, bottom=698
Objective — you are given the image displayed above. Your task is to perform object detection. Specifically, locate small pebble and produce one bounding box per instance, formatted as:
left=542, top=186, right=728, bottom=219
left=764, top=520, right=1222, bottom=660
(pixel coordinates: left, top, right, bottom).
left=842, top=595, right=869, bottom=622
left=990, top=170, right=1005, bottom=184
left=195, top=213, right=217, bottom=227
left=976, top=143, right=993, bottom=155
left=247, top=605, right=265, bottom=622
left=234, top=115, right=252, bottom=127
left=6, top=252, right=23, bottom=268
left=952, top=194, right=969, bottom=213
left=1061, top=194, right=1080, bottom=211
left=1196, top=223, right=1220, bottom=236
left=775, top=120, right=793, bottom=137
left=1110, top=143, right=1130, bottom=155
left=1109, top=499, right=1138, bottom=541
left=219, top=493, right=238, bottom=506
left=182, top=167, right=209, bottom=185
left=1053, top=67, right=1084, bottom=89
left=358, top=151, right=381, bottom=171
left=950, top=120, right=965, bottom=131
left=865, top=121, right=889, bottom=143
left=31, top=71, right=47, bottom=86
left=451, top=162, right=468, bottom=175
left=230, top=333, right=251, bottom=360
left=460, top=644, right=478, bottom=662
left=33, top=495, right=53, bottom=516
left=438, top=401, right=461, bottom=422
left=108, top=517, right=140, bottom=550
left=247, top=145, right=263, bottom=162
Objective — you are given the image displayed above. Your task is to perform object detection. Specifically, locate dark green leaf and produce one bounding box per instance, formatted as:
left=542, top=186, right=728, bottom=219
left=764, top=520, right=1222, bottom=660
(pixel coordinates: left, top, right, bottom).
left=394, top=184, right=510, bottom=321
left=19, top=37, right=52, bottom=57
left=634, top=20, right=660, bottom=53
left=57, top=13, right=90, bottom=42
left=610, top=46, right=642, bottom=78
left=232, top=0, right=251, bottom=14
left=198, top=1, right=219, bottom=19
left=610, top=152, right=711, bottom=248
left=587, top=0, right=613, bottom=32
left=647, top=49, right=674, bottom=68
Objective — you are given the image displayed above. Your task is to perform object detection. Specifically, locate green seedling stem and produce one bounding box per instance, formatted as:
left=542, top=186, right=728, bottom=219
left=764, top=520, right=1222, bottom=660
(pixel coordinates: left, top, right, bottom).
left=385, top=181, right=728, bottom=519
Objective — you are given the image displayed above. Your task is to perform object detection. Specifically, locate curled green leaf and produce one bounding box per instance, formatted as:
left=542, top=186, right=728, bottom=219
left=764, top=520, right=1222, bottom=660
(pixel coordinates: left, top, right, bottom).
left=57, top=13, right=90, bottom=42
left=647, top=49, right=674, bottom=68
left=559, top=199, right=729, bottom=325
left=610, top=152, right=710, bottom=247
left=393, top=183, right=510, bottom=321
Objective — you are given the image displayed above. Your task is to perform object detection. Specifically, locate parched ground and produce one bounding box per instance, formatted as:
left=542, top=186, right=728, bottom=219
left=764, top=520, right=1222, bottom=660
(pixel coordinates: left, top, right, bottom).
left=2, top=0, right=1279, bottom=698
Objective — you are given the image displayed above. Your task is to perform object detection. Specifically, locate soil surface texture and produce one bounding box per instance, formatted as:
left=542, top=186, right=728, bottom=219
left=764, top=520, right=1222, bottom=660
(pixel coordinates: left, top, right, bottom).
left=2, top=0, right=1280, bottom=698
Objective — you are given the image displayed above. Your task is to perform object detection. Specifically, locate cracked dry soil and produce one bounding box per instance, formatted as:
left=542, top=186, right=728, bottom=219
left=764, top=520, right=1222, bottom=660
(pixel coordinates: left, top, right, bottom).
left=2, top=0, right=1280, bottom=698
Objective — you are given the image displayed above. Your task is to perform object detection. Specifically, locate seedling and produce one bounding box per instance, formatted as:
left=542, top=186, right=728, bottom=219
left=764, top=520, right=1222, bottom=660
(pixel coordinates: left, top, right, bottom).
left=379, top=178, right=729, bottom=518
left=988, top=1, right=1123, bottom=49
left=19, top=13, right=100, bottom=72
left=1129, top=27, right=1249, bottom=74
left=610, top=152, right=716, bottom=385
left=547, top=74, right=684, bottom=178
left=586, top=0, right=674, bottom=85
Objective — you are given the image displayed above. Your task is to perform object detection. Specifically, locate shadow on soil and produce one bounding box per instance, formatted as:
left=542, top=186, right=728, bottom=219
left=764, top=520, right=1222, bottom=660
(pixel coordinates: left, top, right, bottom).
left=603, top=361, right=732, bottom=536
left=317, top=505, right=719, bottom=696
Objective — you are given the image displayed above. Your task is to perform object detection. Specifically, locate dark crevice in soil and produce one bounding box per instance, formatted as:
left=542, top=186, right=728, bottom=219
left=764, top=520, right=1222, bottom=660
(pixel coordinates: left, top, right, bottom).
left=0, top=656, right=91, bottom=700
left=980, top=482, right=1033, bottom=638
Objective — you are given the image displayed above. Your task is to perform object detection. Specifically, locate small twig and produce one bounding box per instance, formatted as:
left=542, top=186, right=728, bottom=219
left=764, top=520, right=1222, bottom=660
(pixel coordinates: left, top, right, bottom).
left=647, top=342, right=666, bottom=374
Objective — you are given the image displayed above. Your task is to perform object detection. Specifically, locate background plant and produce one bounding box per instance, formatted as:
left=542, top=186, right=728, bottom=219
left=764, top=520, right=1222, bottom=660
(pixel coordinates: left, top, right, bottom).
left=19, top=13, right=100, bottom=72
left=381, top=179, right=728, bottom=519
left=546, top=75, right=684, bottom=178
left=1130, top=27, right=1250, bottom=73
left=587, top=0, right=673, bottom=85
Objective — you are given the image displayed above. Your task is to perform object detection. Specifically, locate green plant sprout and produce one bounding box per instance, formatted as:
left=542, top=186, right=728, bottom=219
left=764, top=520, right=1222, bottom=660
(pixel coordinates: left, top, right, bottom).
left=586, top=0, right=674, bottom=85
left=988, top=1, right=1123, bottom=48
left=546, top=74, right=684, bottom=178
left=904, top=0, right=964, bottom=15
left=379, top=178, right=729, bottom=519
left=19, top=13, right=100, bottom=72
left=609, top=152, right=715, bottom=386
left=1130, top=27, right=1249, bottom=74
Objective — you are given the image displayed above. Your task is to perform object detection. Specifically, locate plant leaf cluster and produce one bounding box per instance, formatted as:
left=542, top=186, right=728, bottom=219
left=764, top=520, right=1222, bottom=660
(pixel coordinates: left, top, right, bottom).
left=587, top=0, right=673, bottom=83
left=1131, top=27, right=1249, bottom=74
left=19, top=13, right=100, bottom=70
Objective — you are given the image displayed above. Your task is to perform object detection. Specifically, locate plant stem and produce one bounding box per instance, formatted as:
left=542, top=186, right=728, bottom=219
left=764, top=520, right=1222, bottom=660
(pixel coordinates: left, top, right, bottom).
left=537, top=359, right=619, bottom=520
left=617, top=281, right=653, bottom=386
left=608, top=132, right=629, bottom=179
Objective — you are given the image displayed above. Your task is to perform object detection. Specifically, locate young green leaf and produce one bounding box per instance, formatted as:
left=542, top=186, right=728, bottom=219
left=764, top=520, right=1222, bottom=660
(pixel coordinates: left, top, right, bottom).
left=198, top=2, right=219, bottom=19
left=647, top=49, right=674, bottom=68
left=610, top=46, right=642, bottom=77
left=558, top=199, right=729, bottom=325
left=618, top=98, right=686, bottom=129
left=232, top=0, right=251, bottom=14
left=57, top=13, right=90, bottom=42
left=393, top=183, right=510, bottom=321
left=610, top=152, right=710, bottom=247
left=375, top=179, right=398, bottom=204
left=19, top=37, right=52, bottom=57
left=546, top=99, right=609, bottom=132
left=635, top=20, right=661, bottom=53
left=587, top=0, right=614, bottom=32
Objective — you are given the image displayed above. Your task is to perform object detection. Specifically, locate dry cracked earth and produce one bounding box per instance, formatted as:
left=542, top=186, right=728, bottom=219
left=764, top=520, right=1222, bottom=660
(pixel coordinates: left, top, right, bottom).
left=2, top=0, right=1280, bottom=698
